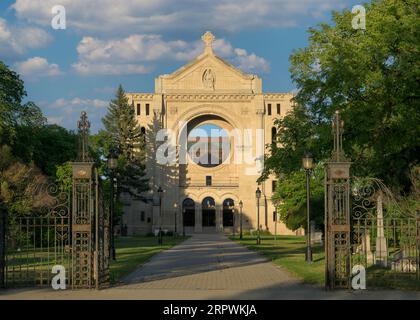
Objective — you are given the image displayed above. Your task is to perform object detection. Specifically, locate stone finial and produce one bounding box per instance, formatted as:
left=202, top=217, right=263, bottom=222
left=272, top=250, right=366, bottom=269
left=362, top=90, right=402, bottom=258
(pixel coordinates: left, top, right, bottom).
left=202, top=31, right=215, bottom=54
left=76, top=111, right=92, bottom=162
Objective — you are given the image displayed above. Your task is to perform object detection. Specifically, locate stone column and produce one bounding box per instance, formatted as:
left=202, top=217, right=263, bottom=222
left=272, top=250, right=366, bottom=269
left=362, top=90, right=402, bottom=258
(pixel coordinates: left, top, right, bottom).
left=217, top=206, right=223, bottom=232
left=195, top=204, right=202, bottom=233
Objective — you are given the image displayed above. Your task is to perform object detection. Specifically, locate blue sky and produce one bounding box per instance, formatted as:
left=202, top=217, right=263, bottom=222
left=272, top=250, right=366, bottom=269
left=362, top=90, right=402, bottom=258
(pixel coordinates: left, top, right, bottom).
left=0, top=0, right=361, bottom=133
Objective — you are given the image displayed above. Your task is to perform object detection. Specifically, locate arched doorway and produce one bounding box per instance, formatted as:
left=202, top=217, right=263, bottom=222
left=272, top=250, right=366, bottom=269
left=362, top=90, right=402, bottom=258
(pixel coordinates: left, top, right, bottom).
left=202, top=197, right=216, bottom=229
left=223, top=198, right=234, bottom=227
left=182, top=198, right=195, bottom=228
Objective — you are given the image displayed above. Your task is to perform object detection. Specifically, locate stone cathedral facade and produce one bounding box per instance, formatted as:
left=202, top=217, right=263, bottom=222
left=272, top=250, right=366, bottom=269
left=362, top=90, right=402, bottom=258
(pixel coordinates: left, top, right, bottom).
left=122, top=32, right=301, bottom=236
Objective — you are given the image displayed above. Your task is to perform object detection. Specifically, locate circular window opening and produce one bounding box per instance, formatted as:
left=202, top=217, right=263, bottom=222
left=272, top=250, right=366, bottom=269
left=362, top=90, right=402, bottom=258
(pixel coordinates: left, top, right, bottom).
left=187, top=124, right=230, bottom=168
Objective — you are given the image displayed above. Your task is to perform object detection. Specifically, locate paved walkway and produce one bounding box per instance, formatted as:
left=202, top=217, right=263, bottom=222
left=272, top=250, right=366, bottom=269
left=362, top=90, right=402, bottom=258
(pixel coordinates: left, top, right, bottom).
left=1, top=233, right=420, bottom=299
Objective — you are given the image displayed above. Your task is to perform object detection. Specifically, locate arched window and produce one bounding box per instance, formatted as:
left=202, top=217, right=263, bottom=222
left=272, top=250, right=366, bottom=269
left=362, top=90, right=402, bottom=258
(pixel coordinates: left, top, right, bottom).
left=182, top=198, right=195, bottom=227
left=223, top=198, right=234, bottom=227
left=202, top=197, right=216, bottom=227
left=202, top=197, right=215, bottom=209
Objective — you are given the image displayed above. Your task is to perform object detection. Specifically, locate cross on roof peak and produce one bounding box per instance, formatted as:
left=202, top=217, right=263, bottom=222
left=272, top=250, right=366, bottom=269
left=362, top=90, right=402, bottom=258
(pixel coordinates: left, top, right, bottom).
left=202, top=31, right=215, bottom=54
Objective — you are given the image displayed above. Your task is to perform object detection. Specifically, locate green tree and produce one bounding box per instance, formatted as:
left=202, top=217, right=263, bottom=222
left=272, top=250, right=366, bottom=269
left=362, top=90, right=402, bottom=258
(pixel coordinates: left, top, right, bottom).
left=0, top=61, right=33, bottom=146
left=288, top=0, right=420, bottom=189
left=263, top=0, right=419, bottom=194
left=32, top=125, right=78, bottom=176
left=272, top=163, right=325, bottom=231
left=101, top=85, right=148, bottom=197
left=55, top=162, right=73, bottom=193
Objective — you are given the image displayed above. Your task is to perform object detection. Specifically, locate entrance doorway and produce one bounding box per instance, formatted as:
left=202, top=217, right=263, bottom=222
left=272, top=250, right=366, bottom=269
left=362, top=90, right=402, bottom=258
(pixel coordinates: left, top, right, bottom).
left=223, top=198, right=234, bottom=227
left=202, top=197, right=216, bottom=228
left=182, top=198, right=195, bottom=231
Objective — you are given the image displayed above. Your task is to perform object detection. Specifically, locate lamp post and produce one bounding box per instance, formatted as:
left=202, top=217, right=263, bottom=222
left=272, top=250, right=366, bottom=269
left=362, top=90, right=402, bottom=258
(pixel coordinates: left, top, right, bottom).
left=302, top=150, right=314, bottom=263
left=239, top=200, right=243, bottom=240
left=256, top=187, right=262, bottom=245
left=182, top=208, right=186, bottom=237
left=174, top=203, right=178, bottom=237
left=157, top=186, right=163, bottom=245
left=274, top=206, right=278, bottom=243
left=232, top=204, right=235, bottom=239
left=107, top=149, right=118, bottom=261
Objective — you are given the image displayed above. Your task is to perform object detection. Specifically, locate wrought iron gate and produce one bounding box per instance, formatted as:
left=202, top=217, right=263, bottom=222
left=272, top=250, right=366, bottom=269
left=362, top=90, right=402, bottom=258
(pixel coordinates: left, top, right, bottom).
left=351, top=179, right=419, bottom=290
left=3, top=183, right=71, bottom=287
left=0, top=111, right=110, bottom=289
left=325, top=111, right=420, bottom=290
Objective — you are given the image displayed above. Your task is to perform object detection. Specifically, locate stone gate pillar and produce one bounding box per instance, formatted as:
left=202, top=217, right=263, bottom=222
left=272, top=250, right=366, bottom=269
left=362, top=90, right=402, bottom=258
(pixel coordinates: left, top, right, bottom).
left=70, top=111, right=107, bottom=289
left=325, top=111, right=352, bottom=290
left=71, top=162, right=95, bottom=288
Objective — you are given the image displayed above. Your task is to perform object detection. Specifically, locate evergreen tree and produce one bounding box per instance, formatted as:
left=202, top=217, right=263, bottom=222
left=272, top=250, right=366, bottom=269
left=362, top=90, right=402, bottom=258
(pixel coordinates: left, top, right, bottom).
left=102, top=85, right=148, bottom=197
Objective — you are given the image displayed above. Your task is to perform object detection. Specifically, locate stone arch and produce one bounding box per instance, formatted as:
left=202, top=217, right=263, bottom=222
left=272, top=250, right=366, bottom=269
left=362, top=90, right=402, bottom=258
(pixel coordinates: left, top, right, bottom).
left=174, top=105, right=243, bottom=171
left=171, top=104, right=243, bottom=135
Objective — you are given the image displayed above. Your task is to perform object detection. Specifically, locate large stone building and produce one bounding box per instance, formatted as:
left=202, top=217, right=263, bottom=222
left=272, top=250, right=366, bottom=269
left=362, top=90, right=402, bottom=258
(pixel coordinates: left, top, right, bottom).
left=122, top=32, right=300, bottom=236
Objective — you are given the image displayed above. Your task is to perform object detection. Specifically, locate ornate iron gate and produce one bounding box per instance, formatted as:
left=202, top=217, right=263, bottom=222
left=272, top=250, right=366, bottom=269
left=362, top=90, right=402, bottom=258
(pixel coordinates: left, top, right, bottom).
left=0, top=111, right=110, bottom=289
left=351, top=179, right=419, bottom=290
left=325, top=111, right=420, bottom=290
left=4, top=183, right=71, bottom=287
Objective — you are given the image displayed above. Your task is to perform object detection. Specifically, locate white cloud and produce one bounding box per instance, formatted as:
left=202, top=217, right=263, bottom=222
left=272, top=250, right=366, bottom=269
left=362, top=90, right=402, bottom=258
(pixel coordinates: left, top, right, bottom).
left=72, top=34, right=269, bottom=75
left=43, top=97, right=109, bottom=132
left=73, top=62, right=151, bottom=76
left=12, top=0, right=347, bottom=35
left=46, top=115, right=64, bottom=125
left=14, top=57, right=61, bottom=79
left=50, top=97, right=108, bottom=110
left=0, top=18, right=51, bottom=57
left=233, top=48, right=270, bottom=73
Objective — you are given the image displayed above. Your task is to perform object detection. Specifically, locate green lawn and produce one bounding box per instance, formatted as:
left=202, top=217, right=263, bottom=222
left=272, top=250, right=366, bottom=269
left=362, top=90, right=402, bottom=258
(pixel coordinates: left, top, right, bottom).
left=231, top=235, right=325, bottom=285
left=110, top=235, right=189, bottom=283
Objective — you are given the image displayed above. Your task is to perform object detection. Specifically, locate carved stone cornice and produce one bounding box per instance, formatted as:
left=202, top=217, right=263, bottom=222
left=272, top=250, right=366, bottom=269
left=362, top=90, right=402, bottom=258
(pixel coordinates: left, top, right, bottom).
left=127, top=93, right=154, bottom=100
left=263, top=93, right=293, bottom=100
left=165, top=94, right=254, bottom=102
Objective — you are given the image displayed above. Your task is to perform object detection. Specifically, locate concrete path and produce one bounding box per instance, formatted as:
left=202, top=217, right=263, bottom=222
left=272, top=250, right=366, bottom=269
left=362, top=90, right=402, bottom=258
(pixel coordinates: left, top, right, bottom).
left=1, top=233, right=420, bottom=300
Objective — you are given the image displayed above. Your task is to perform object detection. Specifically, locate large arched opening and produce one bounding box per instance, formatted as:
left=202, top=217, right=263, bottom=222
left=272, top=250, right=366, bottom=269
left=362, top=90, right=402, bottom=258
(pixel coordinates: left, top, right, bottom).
left=182, top=198, right=195, bottom=227
left=222, top=198, right=235, bottom=227
left=202, top=197, right=216, bottom=228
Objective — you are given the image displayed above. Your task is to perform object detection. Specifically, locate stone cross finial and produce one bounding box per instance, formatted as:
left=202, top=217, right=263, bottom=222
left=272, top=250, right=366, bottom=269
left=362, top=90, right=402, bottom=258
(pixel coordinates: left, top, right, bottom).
left=77, top=111, right=92, bottom=162
left=202, top=31, right=215, bottom=54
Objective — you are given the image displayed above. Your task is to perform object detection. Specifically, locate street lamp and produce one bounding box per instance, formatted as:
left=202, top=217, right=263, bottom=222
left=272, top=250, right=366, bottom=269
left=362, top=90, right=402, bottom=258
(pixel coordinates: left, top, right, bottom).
left=239, top=200, right=243, bottom=240
left=182, top=208, right=186, bottom=237
left=232, top=203, right=235, bottom=239
left=256, top=187, right=262, bottom=245
left=107, top=148, right=118, bottom=261
left=157, top=186, right=163, bottom=245
left=302, top=150, right=314, bottom=263
left=174, top=202, right=178, bottom=237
